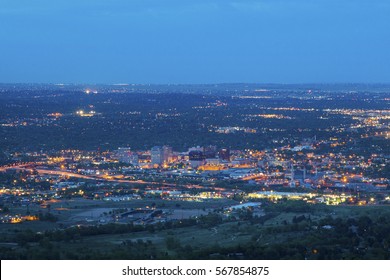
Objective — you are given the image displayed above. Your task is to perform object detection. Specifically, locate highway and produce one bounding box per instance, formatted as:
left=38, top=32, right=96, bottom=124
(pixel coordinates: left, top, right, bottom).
left=0, top=164, right=225, bottom=191
left=0, top=164, right=182, bottom=188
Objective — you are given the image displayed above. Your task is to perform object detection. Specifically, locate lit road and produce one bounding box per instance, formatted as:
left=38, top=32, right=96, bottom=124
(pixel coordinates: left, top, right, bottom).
left=0, top=164, right=179, bottom=187
left=0, top=163, right=38, bottom=172
left=0, top=164, right=221, bottom=191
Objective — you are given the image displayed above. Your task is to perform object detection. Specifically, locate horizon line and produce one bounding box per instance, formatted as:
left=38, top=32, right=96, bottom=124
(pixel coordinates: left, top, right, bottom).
left=1, top=82, right=390, bottom=86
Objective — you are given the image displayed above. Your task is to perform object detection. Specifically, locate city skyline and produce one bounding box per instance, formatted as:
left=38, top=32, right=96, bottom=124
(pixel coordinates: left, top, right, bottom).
left=0, top=85, right=389, bottom=260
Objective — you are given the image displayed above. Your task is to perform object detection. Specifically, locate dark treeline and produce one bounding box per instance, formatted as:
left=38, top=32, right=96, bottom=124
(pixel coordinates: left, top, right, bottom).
left=1, top=210, right=390, bottom=260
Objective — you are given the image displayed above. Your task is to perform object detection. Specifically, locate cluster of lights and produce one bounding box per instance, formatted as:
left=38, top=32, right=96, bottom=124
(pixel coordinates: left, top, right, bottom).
left=47, top=113, right=63, bottom=118
left=84, top=89, right=98, bottom=94
left=215, top=126, right=257, bottom=134
left=76, top=110, right=96, bottom=117
left=248, top=114, right=292, bottom=119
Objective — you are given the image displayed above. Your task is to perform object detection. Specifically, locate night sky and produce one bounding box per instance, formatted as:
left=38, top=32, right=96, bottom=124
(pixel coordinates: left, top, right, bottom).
left=1, top=0, right=389, bottom=84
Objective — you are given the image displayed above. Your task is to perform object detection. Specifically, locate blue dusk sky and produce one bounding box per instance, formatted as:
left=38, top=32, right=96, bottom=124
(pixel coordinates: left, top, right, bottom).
left=0, top=0, right=389, bottom=84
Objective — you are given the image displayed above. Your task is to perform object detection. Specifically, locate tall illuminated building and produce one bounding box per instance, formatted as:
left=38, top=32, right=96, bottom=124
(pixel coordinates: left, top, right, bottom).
left=162, top=145, right=172, bottom=163
left=189, top=150, right=205, bottom=167
left=151, top=146, right=163, bottom=165
left=117, top=147, right=139, bottom=166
